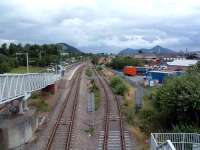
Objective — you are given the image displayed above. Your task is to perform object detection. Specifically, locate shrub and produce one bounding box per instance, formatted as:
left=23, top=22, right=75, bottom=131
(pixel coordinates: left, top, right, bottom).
left=110, top=77, right=122, bottom=87
left=0, top=62, right=11, bottom=73
left=114, top=83, right=127, bottom=95
left=29, top=98, right=50, bottom=112
left=173, top=124, right=200, bottom=133
left=110, top=77, right=127, bottom=96
left=96, top=65, right=102, bottom=71
left=126, top=105, right=135, bottom=124
left=90, top=79, right=101, bottom=111
left=90, top=79, right=98, bottom=92
left=85, top=68, right=92, bottom=77
left=138, top=109, right=166, bottom=134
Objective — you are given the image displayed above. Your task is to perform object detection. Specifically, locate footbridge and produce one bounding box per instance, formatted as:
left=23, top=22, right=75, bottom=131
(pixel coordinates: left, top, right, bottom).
left=0, top=73, right=60, bottom=105
left=151, top=133, right=200, bottom=150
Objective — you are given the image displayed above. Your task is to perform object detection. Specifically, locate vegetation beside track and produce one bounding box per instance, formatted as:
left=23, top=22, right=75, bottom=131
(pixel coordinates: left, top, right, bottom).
left=85, top=67, right=101, bottom=111
left=110, top=76, right=127, bottom=96
left=102, top=67, right=150, bottom=149
left=85, top=67, right=92, bottom=77
left=103, top=62, right=200, bottom=149
left=28, top=92, right=50, bottom=112
left=90, top=79, right=101, bottom=111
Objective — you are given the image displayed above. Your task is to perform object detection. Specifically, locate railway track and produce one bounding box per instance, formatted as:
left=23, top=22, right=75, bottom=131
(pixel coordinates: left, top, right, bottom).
left=93, top=68, right=133, bottom=150
left=46, top=65, right=84, bottom=150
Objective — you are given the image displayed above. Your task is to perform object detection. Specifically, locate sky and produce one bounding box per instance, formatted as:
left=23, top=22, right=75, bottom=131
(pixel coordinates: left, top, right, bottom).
left=0, top=0, right=200, bottom=53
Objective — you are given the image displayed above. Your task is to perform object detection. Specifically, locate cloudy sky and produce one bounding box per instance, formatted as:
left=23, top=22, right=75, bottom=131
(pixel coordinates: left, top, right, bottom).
left=0, top=0, right=200, bottom=53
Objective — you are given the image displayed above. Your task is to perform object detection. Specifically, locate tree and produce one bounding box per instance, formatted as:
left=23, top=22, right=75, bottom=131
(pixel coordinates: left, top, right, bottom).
left=8, top=43, right=17, bottom=56
left=109, top=57, right=144, bottom=70
left=152, top=74, right=200, bottom=126
left=0, top=54, right=11, bottom=73
left=0, top=43, right=8, bottom=56
left=0, top=42, right=69, bottom=72
left=188, top=62, right=200, bottom=74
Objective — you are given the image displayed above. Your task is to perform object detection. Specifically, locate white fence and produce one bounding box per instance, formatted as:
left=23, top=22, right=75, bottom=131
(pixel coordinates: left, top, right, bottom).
left=151, top=133, right=200, bottom=150
left=0, top=73, right=60, bottom=104
left=157, top=140, right=176, bottom=150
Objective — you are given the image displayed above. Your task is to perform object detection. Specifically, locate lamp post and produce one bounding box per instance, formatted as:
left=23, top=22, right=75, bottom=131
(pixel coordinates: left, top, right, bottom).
left=16, top=52, right=29, bottom=73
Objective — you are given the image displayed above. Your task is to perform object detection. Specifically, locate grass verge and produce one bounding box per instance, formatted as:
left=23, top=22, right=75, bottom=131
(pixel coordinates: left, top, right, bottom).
left=10, top=66, right=46, bottom=73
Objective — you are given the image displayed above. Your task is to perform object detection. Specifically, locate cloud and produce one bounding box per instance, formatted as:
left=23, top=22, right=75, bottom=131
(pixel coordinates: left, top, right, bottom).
left=0, top=0, right=200, bottom=53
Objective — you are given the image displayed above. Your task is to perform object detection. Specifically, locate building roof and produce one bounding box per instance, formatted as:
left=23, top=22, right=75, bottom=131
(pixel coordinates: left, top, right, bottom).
left=149, top=70, right=176, bottom=74
left=133, top=54, right=157, bottom=59
left=167, top=59, right=198, bottom=67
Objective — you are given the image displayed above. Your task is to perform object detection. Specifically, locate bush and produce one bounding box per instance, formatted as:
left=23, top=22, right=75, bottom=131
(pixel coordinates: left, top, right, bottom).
left=96, top=65, right=102, bottom=71
left=29, top=98, right=50, bottom=112
left=122, top=104, right=135, bottom=124
left=110, top=77, right=127, bottom=96
left=114, top=83, right=127, bottom=95
left=173, top=124, right=200, bottom=133
left=90, top=79, right=98, bottom=92
left=85, top=68, right=92, bottom=77
left=0, top=54, right=12, bottom=73
left=0, top=62, right=11, bottom=73
left=110, top=77, right=122, bottom=87
left=138, top=109, right=167, bottom=134
left=90, top=79, right=101, bottom=111
left=30, top=92, right=40, bottom=99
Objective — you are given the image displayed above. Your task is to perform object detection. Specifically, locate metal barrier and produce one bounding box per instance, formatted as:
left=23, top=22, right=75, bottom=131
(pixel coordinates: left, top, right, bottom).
left=0, top=73, right=60, bottom=104
left=157, top=140, right=176, bottom=150
left=151, top=133, right=200, bottom=150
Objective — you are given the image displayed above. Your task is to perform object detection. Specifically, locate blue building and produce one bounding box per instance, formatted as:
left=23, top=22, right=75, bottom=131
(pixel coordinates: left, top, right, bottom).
left=136, top=67, right=148, bottom=75
left=146, top=70, right=183, bottom=84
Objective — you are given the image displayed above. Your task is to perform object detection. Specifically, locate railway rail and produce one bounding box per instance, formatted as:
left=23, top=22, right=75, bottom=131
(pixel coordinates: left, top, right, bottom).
left=46, top=65, right=84, bottom=150
left=93, top=67, right=131, bottom=150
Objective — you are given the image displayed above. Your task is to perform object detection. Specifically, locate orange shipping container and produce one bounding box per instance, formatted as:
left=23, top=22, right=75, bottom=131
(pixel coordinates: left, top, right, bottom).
left=123, top=66, right=136, bottom=76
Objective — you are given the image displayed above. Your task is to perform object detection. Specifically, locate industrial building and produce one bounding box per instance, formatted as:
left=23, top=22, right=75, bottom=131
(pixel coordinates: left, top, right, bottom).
left=145, top=70, right=183, bottom=85
left=167, top=59, right=198, bottom=71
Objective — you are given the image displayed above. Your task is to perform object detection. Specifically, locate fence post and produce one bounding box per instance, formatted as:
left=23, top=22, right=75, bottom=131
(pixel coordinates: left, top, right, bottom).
left=182, top=133, right=185, bottom=150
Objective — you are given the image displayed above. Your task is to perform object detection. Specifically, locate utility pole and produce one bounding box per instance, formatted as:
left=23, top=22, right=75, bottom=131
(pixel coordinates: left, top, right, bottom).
left=26, top=53, right=29, bottom=73
left=16, top=52, right=29, bottom=73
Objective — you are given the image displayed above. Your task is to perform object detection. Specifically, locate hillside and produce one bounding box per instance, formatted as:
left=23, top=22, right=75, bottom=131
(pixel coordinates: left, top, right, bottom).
left=118, top=45, right=174, bottom=55
left=56, top=43, right=83, bottom=54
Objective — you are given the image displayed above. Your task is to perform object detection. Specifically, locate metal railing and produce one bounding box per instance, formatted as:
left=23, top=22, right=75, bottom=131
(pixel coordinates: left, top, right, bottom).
left=0, top=73, right=60, bottom=104
left=157, top=140, right=176, bottom=150
left=151, top=133, right=200, bottom=150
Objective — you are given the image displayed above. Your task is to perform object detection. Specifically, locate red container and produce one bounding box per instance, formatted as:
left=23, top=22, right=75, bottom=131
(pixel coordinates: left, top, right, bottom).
left=123, top=66, right=136, bottom=76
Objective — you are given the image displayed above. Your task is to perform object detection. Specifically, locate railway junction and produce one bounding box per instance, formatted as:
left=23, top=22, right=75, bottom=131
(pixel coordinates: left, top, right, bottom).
left=0, top=63, right=199, bottom=150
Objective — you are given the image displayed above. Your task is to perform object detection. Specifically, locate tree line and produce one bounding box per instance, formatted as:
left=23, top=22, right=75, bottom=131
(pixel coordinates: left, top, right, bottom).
left=0, top=43, right=61, bottom=73
left=108, top=56, right=146, bottom=70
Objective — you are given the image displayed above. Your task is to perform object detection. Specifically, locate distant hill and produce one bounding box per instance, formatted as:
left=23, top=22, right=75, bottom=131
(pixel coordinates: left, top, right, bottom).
left=118, top=45, right=174, bottom=56
left=56, top=43, right=83, bottom=54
